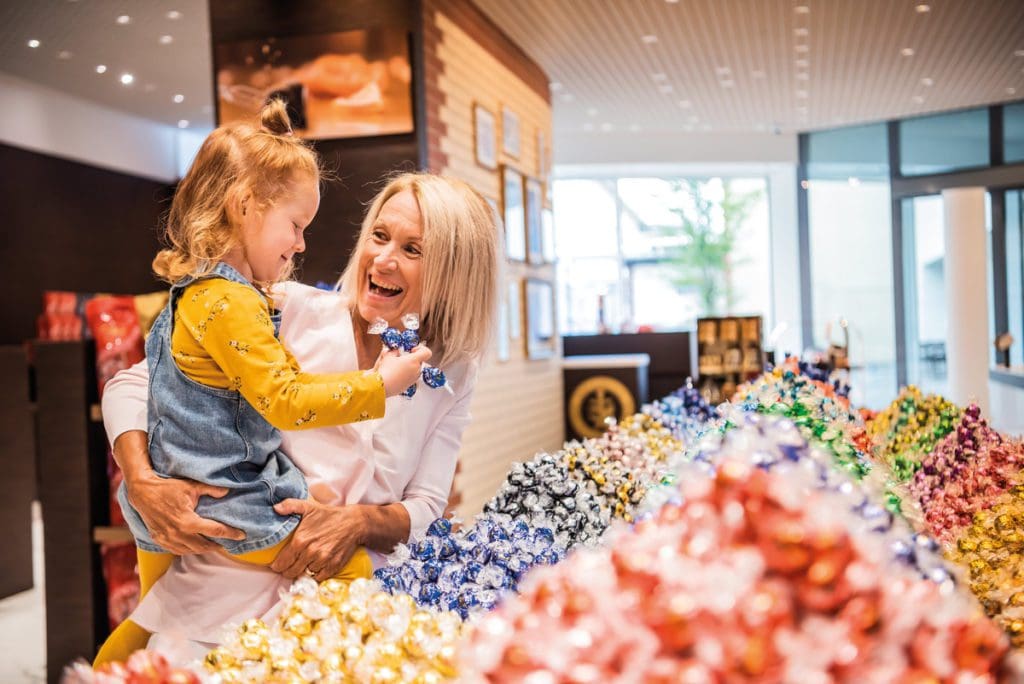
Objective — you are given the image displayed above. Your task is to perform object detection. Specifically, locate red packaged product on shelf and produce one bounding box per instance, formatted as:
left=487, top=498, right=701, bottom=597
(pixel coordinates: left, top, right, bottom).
left=85, top=296, right=144, bottom=396
left=99, top=542, right=140, bottom=631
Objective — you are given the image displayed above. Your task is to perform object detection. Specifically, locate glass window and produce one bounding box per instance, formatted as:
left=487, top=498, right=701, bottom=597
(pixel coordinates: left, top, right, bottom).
left=554, top=176, right=772, bottom=335
left=806, top=123, right=897, bottom=407
left=1008, top=189, right=1024, bottom=367
left=1005, top=102, right=1024, bottom=164
left=899, top=107, right=990, bottom=176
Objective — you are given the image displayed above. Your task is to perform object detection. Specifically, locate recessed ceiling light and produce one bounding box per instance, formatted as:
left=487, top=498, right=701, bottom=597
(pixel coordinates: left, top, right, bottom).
left=177, top=119, right=189, bottom=129
left=27, top=39, right=40, bottom=48
left=659, top=84, right=675, bottom=93
left=116, top=15, right=131, bottom=25
left=666, top=0, right=679, bottom=4
left=57, top=50, right=72, bottom=60
left=587, top=107, right=598, bottom=117
left=166, top=10, right=182, bottom=20
left=715, top=66, right=732, bottom=76
left=912, top=95, right=925, bottom=103
left=120, top=72, right=134, bottom=85
left=550, top=81, right=563, bottom=91
left=796, top=72, right=810, bottom=80
left=921, top=77, right=934, bottom=86
left=687, top=115, right=699, bottom=124
left=95, top=64, right=107, bottom=73
left=561, top=93, right=575, bottom=102
left=1014, top=49, right=1024, bottom=57
left=1009, top=87, right=1018, bottom=95
left=642, top=34, right=658, bottom=44
left=795, top=58, right=809, bottom=68
left=159, top=35, right=173, bottom=45
left=600, top=123, right=614, bottom=132
left=173, top=94, right=184, bottom=103
left=678, top=99, right=692, bottom=108
left=720, top=80, right=735, bottom=88
left=794, top=27, right=809, bottom=37
left=651, top=72, right=668, bottom=81
left=628, top=124, right=642, bottom=132
left=794, top=5, right=810, bottom=14
left=751, top=69, right=766, bottom=78
left=796, top=89, right=808, bottom=98
left=915, top=4, right=930, bottom=12
left=795, top=44, right=809, bottom=53
left=901, top=48, right=915, bottom=57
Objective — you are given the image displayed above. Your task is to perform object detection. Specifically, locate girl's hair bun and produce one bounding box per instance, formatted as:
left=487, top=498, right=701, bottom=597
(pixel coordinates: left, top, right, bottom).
left=260, top=98, right=293, bottom=136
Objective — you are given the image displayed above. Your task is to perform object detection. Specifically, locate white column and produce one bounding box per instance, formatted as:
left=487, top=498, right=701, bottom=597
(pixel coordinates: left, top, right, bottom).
left=942, top=187, right=990, bottom=414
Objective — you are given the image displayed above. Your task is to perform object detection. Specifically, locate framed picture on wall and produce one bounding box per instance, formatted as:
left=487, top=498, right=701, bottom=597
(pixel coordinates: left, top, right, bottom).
left=473, top=103, right=497, bottom=170
left=508, top=279, right=522, bottom=341
left=502, top=106, right=521, bottom=159
left=524, top=278, right=556, bottom=359
left=502, top=166, right=526, bottom=261
left=214, top=27, right=413, bottom=139
left=525, top=177, right=545, bottom=264
left=541, top=207, right=556, bottom=263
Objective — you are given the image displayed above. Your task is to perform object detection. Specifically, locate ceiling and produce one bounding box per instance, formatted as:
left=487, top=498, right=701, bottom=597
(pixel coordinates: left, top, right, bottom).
left=474, top=0, right=1024, bottom=135
left=1, top=0, right=1022, bottom=137
left=0, top=0, right=212, bottom=129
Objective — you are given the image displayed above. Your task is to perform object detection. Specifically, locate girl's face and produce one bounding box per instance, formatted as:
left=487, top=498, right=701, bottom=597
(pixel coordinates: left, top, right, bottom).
left=356, top=189, right=424, bottom=329
left=235, top=175, right=320, bottom=284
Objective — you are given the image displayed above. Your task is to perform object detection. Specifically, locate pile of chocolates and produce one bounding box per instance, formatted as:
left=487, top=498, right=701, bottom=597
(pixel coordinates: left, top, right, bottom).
left=375, top=516, right=564, bottom=619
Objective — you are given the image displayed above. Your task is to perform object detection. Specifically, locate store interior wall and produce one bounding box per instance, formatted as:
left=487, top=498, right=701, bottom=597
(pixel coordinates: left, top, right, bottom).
left=420, top=0, right=563, bottom=516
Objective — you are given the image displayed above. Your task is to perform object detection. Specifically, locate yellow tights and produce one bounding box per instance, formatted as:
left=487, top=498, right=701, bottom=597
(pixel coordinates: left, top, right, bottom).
left=92, top=542, right=372, bottom=667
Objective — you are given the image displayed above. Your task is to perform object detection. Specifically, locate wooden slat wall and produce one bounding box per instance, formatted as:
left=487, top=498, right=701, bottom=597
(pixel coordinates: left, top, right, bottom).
left=422, top=1, right=561, bottom=516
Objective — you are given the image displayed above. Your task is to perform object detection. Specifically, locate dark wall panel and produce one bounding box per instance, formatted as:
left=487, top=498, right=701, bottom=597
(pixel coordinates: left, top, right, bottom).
left=0, top=143, right=171, bottom=345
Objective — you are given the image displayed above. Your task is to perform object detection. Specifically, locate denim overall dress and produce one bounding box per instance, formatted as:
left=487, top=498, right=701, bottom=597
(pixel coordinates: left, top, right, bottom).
left=117, top=263, right=308, bottom=554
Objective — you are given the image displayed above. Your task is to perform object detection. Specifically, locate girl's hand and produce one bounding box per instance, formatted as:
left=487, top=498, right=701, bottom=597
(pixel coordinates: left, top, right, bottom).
left=377, top=345, right=432, bottom=396
left=270, top=499, right=367, bottom=581
left=125, top=471, right=246, bottom=554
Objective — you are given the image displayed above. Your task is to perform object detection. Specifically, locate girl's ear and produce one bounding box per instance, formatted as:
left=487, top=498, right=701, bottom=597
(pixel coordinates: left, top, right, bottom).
left=226, top=186, right=252, bottom=227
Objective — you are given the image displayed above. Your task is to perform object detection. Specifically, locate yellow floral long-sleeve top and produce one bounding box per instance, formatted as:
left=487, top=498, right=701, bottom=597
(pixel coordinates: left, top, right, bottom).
left=171, top=279, right=385, bottom=430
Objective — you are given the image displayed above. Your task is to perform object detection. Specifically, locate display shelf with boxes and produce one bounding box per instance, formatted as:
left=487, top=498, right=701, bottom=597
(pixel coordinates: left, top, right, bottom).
left=691, top=315, right=764, bottom=404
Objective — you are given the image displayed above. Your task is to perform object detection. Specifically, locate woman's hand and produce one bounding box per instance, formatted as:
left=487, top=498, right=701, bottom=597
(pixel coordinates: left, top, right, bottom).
left=270, top=499, right=367, bottom=581
left=114, top=429, right=245, bottom=554
left=125, top=472, right=246, bottom=554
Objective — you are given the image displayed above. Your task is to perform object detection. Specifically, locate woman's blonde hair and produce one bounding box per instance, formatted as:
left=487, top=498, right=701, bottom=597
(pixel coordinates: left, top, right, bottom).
left=338, top=173, right=500, bottom=367
left=153, top=99, right=321, bottom=284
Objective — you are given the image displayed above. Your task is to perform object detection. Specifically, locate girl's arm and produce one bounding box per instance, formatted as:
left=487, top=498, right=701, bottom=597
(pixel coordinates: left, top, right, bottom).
left=103, top=361, right=245, bottom=553
left=269, top=364, right=478, bottom=580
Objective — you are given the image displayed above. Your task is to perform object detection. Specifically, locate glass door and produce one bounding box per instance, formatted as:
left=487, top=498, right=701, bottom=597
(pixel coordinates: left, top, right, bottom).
left=901, top=195, right=949, bottom=396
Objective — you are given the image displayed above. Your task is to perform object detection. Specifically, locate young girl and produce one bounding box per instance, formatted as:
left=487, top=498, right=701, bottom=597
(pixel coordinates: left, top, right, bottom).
left=93, top=100, right=428, bottom=665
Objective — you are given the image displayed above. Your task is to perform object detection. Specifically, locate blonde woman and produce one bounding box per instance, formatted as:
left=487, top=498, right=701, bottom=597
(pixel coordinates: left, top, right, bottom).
left=100, top=172, right=499, bottom=659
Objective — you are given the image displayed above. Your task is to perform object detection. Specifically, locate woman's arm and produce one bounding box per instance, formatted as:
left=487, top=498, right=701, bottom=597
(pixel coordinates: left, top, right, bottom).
left=103, top=361, right=245, bottom=553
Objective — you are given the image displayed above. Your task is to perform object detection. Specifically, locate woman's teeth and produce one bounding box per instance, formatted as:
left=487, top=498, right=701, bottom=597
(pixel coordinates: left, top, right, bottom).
left=369, top=276, right=403, bottom=297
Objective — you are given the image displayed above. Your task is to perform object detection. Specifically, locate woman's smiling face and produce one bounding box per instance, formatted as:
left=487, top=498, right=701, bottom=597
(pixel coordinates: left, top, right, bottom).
left=356, top=189, right=424, bottom=328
